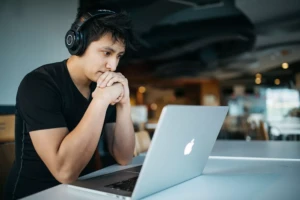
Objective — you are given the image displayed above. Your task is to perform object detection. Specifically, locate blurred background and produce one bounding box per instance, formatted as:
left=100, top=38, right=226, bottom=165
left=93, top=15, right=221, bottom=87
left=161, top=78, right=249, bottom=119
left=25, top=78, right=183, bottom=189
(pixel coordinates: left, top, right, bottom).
left=114, top=0, right=300, bottom=142
left=1, top=0, right=300, bottom=138
left=1, top=0, right=300, bottom=140
left=1, top=0, right=300, bottom=194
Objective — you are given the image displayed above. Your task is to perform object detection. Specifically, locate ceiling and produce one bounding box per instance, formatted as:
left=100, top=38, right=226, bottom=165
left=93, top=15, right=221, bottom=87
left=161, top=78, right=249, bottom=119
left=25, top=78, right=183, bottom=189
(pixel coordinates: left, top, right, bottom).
left=108, top=0, right=300, bottom=88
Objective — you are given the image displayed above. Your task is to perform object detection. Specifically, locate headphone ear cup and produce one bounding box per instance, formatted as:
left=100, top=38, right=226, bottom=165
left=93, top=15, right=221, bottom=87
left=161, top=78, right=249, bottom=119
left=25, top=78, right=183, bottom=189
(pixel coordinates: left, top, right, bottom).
left=76, top=30, right=86, bottom=56
left=65, top=30, right=82, bottom=55
left=65, top=30, right=76, bottom=55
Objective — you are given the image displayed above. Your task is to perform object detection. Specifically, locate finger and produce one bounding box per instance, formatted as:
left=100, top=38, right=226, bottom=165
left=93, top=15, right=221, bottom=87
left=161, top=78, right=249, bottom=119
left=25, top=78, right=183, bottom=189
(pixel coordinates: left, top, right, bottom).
left=117, top=95, right=123, bottom=102
left=107, top=76, right=122, bottom=87
left=116, top=94, right=124, bottom=103
left=114, top=98, right=121, bottom=104
left=116, top=95, right=122, bottom=102
left=120, top=77, right=128, bottom=86
left=117, top=72, right=125, bottom=78
left=112, top=94, right=122, bottom=103
left=100, top=73, right=114, bottom=88
left=97, top=72, right=109, bottom=87
left=115, top=77, right=127, bottom=87
left=116, top=73, right=127, bottom=82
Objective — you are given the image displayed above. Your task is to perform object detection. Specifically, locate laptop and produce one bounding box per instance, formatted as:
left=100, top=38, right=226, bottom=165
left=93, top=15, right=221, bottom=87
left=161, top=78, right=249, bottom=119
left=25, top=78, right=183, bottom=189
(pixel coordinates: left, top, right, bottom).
left=69, top=105, right=228, bottom=200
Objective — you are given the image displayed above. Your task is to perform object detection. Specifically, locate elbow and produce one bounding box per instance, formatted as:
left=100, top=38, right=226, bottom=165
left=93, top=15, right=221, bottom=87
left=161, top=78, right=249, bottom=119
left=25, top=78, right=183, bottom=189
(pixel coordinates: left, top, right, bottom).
left=58, top=177, right=77, bottom=184
left=55, top=170, right=79, bottom=184
left=118, top=161, right=129, bottom=166
left=117, top=160, right=130, bottom=166
left=116, top=157, right=133, bottom=166
left=113, top=146, right=135, bottom=166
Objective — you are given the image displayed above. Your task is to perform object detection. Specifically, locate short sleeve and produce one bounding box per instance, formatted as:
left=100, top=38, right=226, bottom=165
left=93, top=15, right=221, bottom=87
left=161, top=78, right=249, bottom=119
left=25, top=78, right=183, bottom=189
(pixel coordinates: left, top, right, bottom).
left=17, top=72, right=67, bottom=132
left=105, top=105, right=116, bottom=124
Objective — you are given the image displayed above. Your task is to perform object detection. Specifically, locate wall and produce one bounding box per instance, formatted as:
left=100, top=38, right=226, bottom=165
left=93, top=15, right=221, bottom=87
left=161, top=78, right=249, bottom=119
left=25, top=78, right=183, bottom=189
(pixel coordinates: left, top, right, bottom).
left=0, top=0, right=77, bottom=105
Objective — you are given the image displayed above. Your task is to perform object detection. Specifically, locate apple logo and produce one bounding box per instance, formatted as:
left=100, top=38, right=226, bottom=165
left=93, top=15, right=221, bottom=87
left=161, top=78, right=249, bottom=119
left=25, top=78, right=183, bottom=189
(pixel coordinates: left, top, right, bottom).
left=184, top=139, right=195, bottom=155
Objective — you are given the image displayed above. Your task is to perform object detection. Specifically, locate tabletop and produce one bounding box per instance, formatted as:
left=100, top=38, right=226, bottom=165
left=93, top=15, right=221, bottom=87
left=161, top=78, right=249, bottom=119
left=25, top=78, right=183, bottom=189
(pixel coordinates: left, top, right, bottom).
left=23, top=141, right=300, bottom=200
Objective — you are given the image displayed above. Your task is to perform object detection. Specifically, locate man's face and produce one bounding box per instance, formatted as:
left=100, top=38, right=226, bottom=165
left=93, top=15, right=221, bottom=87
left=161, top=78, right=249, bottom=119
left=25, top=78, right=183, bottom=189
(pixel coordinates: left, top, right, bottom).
left=81, top=33, right=125, bottom=82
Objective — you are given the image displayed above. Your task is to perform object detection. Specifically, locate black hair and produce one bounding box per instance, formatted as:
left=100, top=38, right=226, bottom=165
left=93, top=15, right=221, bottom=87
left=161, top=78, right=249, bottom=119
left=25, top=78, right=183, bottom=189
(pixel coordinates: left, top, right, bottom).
left=76, top=0, right=137, bottom=52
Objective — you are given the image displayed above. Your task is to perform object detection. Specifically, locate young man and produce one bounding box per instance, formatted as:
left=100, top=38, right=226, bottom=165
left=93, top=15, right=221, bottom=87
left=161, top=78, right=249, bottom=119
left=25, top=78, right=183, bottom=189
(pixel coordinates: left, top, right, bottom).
left=4, top=6, right=136, bottom=200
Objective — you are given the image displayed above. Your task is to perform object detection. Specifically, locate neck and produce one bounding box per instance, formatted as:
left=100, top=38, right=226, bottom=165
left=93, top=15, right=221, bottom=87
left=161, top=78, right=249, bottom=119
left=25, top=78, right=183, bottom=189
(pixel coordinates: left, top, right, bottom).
left=66, top=56, right=91, bottom=89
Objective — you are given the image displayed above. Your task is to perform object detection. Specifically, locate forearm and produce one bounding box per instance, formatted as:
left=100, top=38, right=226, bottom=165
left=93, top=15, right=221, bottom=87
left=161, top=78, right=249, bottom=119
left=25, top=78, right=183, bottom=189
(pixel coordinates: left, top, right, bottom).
left=113, top=103, right=135, bottom=165
left=56, top=97, right=109, bottom=182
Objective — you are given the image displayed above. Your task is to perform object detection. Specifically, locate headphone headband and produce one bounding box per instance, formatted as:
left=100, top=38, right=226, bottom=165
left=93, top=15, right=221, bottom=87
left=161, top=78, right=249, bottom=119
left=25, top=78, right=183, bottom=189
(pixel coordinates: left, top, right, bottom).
left=72, top=9, right=116, bottom=31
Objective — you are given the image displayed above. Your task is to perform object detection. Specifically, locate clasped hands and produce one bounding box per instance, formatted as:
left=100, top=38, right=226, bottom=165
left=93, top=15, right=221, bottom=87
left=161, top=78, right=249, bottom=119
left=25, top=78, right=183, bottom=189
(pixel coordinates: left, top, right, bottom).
left=92, top=72, right=130, bottom=106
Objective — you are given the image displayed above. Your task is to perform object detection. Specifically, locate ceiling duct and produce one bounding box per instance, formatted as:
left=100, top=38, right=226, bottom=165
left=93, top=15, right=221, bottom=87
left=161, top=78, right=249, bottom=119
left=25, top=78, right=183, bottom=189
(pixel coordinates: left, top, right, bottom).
left=168, top=0, right=223, bottom=9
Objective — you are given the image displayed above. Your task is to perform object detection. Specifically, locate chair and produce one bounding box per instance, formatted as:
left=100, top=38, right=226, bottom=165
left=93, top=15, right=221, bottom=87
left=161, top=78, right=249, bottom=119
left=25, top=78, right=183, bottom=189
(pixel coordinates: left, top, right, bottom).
left=0, top=142, right=15, bottom=197
left=134, top=131, right=151, bottom=157
left=244, top=120, right=257, bottom=140
left=0, top=115, right=15, bottom=143
left=257, top=120, right=269, bottom=141
left=0, top=114, right=15, bottom=197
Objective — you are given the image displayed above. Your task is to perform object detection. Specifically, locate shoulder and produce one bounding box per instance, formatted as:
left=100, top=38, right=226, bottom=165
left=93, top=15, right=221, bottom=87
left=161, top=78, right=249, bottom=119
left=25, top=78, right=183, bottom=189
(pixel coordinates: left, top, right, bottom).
left=17, top=60, right=67, bottom=99
left=20, top=60, right=67, bottom=89
left=32, top=60, right=67, bottom=81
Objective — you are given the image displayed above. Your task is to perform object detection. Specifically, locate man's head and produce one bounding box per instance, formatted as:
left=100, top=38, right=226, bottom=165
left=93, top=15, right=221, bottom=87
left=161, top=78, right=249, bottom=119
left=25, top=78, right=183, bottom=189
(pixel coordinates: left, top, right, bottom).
left=65, top=9, right=135, bottom=56
left=66, top=6, right=136, bottom=83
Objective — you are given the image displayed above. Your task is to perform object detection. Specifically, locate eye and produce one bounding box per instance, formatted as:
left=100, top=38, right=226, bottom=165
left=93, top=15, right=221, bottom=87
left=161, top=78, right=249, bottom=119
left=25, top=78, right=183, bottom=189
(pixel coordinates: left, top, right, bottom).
left=104, top=51, right=111, bottom=56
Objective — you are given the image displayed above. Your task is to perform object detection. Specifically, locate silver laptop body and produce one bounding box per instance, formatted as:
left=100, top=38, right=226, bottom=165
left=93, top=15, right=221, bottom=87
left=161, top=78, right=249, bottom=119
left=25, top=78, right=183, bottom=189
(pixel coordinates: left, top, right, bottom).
left=69, top=105, right=228, bottom=200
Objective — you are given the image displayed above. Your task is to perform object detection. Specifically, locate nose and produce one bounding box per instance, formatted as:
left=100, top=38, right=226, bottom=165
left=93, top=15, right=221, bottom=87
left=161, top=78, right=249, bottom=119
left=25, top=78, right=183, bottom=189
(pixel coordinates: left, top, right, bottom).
left=106, top=57, right=119, bottom=72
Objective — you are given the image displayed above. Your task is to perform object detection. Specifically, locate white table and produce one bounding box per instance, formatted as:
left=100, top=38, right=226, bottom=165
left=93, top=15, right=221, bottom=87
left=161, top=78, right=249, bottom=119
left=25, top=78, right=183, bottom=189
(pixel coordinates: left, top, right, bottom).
left=269, top=120, right=300, bottom=140
left=211, top=141, right=300, bottom=159
left=143, top=158, right=300, bottom=200
left=23, top=141, right=300, bottom=200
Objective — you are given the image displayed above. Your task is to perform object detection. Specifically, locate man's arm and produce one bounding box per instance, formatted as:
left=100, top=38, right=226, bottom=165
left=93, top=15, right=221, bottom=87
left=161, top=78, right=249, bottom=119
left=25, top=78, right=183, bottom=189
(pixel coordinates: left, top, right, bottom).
left=30, top=97, right=110, bottom=184
left=105, top=102, right=135, bottom=165
left=30, top=84, right=124, bottom=184
left=98, top=72, right=135, bottom=165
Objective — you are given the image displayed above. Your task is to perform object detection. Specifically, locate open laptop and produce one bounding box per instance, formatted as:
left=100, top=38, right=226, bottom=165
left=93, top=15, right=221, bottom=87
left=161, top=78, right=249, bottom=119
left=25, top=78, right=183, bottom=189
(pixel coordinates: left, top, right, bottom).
left=69, top=105, right=228, bottom=200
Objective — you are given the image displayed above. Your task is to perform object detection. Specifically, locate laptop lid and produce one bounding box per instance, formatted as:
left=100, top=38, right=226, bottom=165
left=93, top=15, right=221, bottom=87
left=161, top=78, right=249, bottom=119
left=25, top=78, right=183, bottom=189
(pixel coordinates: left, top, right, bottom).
left=132, top=105, right=228, bottom=200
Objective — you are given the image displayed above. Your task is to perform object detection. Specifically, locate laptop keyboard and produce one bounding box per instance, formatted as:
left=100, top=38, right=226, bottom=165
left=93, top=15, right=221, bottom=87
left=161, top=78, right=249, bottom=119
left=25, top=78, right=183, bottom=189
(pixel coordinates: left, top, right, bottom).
left=105, top=176, right=138, bottom=192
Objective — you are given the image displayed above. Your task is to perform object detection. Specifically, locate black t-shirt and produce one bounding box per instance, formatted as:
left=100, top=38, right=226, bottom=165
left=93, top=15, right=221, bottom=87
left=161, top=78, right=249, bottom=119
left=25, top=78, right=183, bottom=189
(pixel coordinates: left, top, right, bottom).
left=4, top=59, right=116, bottom=199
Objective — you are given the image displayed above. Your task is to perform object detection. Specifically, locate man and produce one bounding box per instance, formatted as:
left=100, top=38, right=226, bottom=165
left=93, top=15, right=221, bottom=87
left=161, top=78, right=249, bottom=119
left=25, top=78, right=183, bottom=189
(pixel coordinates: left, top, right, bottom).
left=4, top=4, right=136, bottom=199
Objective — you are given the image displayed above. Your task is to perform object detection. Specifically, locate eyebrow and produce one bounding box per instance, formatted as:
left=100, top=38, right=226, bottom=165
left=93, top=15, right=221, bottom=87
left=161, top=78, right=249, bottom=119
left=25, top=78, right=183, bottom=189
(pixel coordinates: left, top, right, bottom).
left=101, top=47, right=125, bottom=55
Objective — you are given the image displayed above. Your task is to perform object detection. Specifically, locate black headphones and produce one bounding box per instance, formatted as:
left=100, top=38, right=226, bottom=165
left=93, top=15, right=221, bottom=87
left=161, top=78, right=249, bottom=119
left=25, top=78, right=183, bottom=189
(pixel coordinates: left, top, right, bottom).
left=65, top=9, right=116, bottom=55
